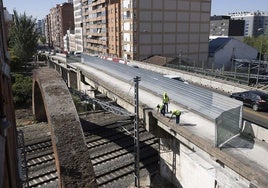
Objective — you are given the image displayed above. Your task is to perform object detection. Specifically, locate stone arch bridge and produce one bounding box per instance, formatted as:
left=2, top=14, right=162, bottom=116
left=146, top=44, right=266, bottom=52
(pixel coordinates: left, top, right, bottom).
left=32, top=68, right=97, bottom=188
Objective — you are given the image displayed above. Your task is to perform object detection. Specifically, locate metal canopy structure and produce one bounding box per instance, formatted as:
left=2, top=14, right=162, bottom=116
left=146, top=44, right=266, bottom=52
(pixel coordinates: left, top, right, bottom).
left=81, top=54, right=243, bottom=147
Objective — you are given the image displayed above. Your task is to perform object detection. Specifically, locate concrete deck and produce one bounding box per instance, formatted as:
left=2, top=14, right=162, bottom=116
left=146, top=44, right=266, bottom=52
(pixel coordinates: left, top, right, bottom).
left=73, top=62, right=268, bottom=187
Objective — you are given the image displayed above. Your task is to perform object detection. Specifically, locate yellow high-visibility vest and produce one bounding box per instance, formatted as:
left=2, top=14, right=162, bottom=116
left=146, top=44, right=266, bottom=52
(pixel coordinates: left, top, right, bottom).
left=163, top=92, right=169, bottom=103
left=172, top=110, right=181, bottom=116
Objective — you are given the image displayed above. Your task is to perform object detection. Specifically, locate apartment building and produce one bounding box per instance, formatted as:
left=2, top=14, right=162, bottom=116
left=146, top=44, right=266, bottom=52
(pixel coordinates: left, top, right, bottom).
left=229, top=11, right=268, bottom=37
left=45, top=14, right=52, bottom=47
left=49, top=3, right=74, bottom=50
left=73, top=0, right=83, bottom=52
left=107, top=2, right=121, bottom=57
left=82, top=0, right=119, bottom=56
left=124, top=0, right=211, bottom=61
left=64, top=29, right=76, bottom=52
left=82, top=0, right=211, bottom=62
left=36, top=19, right=46, bottom=37
left=210, top=15, right=244, bottom=40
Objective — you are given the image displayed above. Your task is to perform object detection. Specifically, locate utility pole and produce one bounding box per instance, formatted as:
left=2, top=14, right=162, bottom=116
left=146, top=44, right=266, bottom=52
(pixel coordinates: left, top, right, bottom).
left=133, top=76, right=141, bottom=188
left=256, top=28, right=264, bottom=87
left=256, top=39, right=263, bottom=87
left=247, top=62, right=251, bottom=84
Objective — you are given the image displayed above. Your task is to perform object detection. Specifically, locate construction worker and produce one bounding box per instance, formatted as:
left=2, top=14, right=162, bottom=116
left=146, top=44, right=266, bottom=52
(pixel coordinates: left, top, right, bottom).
left=169, top=109, right=181, bottom=124
left=162, top=92, right=170, bottom=113
left=157, top=104, right=166, bottom=116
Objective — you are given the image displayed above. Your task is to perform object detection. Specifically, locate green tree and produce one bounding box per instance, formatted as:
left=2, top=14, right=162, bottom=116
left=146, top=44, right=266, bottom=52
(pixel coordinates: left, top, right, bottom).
left=256, top=35, right=268, bottom=58
left=39, top=36, right=47, bottom=45
left=244, top=36, right=268, bottom=59
left=8, top=10, right=39, bottom=67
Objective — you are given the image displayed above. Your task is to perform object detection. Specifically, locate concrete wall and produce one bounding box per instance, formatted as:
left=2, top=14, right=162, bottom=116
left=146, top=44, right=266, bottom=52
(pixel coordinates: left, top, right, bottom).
left=242, top=120, right=268, bottom=142
left=128, top=60, right=250, bottom=94
left=144, top=111, right=256, bottom=188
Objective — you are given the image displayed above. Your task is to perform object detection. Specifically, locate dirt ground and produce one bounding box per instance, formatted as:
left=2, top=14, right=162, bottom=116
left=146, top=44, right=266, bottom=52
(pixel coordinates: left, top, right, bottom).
left=15, top=107, right=35, bottom=127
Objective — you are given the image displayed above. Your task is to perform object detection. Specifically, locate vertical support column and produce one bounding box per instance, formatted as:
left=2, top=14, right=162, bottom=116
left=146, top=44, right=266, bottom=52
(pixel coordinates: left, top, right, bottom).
left=67, top=70, right=71, bottom=88
left=76, top=70, right=81, bottom=91
left=133, top=76, right=141, bottom=188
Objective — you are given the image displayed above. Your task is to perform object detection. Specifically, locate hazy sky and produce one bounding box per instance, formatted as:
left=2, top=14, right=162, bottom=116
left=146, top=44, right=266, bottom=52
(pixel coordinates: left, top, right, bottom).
left=3, top=0, right=65, bottom=19
left=211, top=0, right=268, bottom=15
left=3, top=0, right=268, bottom=20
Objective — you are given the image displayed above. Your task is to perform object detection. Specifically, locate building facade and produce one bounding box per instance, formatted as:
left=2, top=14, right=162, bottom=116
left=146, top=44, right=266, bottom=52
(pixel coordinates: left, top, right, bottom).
left=49, top=3, right=74, bottom=50
left=82, top=0, right=211, bottom=63
left=64, top=29, right=76, bottom=52
left=36, top=19, right=46, bottom=37
left=3, top=7, right=13, bottom=42
left=229, top=11, right=268, bottom=37
left=0, top=1, right=20, bottom=187
left=121, top=0, right=211, bottom=61
left=210, top=15, right=245, bottom=40
left=73, top=0, right=83, bottom=52
left=107, top=2, right=121, bottom=57
left=82, top=0, right=119, bottom=56
left=45, top=14, right=52, bottom=47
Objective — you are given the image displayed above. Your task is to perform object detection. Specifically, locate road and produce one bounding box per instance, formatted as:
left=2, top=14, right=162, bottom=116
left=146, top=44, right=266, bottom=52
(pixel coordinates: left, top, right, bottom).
left=243, top=107, right=268, bottom=128
left=191, top=80, right=268, bottom=128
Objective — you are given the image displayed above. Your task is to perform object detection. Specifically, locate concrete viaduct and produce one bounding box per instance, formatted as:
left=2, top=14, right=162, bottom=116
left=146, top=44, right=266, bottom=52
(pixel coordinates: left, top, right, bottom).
left=34, top=54, right=268, bottom=187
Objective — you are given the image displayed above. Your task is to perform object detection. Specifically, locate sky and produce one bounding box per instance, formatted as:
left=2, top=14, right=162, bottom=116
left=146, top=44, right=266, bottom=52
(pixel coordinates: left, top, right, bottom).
left=3, top=0, right=268, bottom=20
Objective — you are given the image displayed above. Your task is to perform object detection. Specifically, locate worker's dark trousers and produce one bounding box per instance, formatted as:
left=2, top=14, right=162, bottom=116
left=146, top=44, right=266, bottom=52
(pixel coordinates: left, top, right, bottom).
left=176, top=115, right=180, bottom=124
left=161, top=106, right=166, bottom=116
left=164, top=102, right=168, bottom=112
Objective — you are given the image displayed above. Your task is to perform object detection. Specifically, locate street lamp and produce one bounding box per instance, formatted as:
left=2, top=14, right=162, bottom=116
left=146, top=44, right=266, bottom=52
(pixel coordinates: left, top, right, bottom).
left=256, top=28, right=264, bottom=87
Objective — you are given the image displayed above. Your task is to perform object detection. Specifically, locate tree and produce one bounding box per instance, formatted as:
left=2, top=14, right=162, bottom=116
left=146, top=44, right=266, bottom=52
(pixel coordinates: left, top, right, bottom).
left=39, top=36, right=47, bottom=45
left=8, top=10, right=39, bottom=67
left=244, top=36, right=268, bottom=59
left=12, top=73, right=32, bottom=107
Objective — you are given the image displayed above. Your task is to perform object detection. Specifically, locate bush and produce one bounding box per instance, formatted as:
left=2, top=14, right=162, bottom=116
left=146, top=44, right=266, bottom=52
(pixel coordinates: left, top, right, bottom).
left=9, top=50, right=24, bottom=71
left=12, top=73, right=32, bottom=107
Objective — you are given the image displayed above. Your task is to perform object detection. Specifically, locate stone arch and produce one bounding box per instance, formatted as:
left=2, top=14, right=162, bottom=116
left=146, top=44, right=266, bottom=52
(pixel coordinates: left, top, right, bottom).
left=32, top=68, right=97, bottom=188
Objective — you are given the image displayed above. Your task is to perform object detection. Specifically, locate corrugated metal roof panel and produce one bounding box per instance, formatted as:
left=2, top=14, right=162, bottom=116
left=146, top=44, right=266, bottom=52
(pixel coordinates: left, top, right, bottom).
left=209, top=38, right=231, bottom=54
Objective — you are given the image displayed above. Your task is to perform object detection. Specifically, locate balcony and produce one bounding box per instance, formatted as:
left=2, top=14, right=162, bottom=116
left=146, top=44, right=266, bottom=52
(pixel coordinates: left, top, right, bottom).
left=87, top=38, right=107, bottom=45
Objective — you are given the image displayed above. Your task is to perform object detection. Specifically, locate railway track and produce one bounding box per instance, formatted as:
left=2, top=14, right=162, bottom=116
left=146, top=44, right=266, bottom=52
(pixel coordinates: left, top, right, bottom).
left=18, top=111, right=159, bottom=187
left=80, top=112, right=159, bottom=187
left=17, top=123, right=58, bottom=188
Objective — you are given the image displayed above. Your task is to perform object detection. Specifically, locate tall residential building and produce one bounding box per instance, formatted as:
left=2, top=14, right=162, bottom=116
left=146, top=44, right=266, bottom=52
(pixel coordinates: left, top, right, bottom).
left=49, top=3, right=74, bottom=50
left=73, top=0, right=83, bottom=52
left=82, top=0, right=120, bottom=55
left=45, top=14, right=52, bottom=47
left=108, top=2, right=121, bottom=57
left=123, top=0, right=211, bottom=61
left=64, top=29, right=76, bottom=52
left=36, top=19, right=46, bottom=37
left=82, top=0, right=211, bottom=62
left=210, top=15, right=245, bottom=40
left=229, top=11, right=268, bottom=37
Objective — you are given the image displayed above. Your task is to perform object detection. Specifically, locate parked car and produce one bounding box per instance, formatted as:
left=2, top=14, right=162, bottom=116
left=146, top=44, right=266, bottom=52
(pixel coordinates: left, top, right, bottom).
left=74, top=51, right=82, bottom=57
left=163, top=74, right=189, bottom=84
left=230, top=90, right=268, bottom=111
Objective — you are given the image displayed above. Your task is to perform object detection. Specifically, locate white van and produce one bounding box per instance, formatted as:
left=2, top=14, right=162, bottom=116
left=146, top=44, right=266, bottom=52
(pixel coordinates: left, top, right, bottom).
left=74, top=51, right=82, bottom=57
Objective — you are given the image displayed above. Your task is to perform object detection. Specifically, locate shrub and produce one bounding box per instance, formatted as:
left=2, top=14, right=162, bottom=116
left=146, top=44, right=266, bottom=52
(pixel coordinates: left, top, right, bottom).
left=12, top=73, right=32, bottom=107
